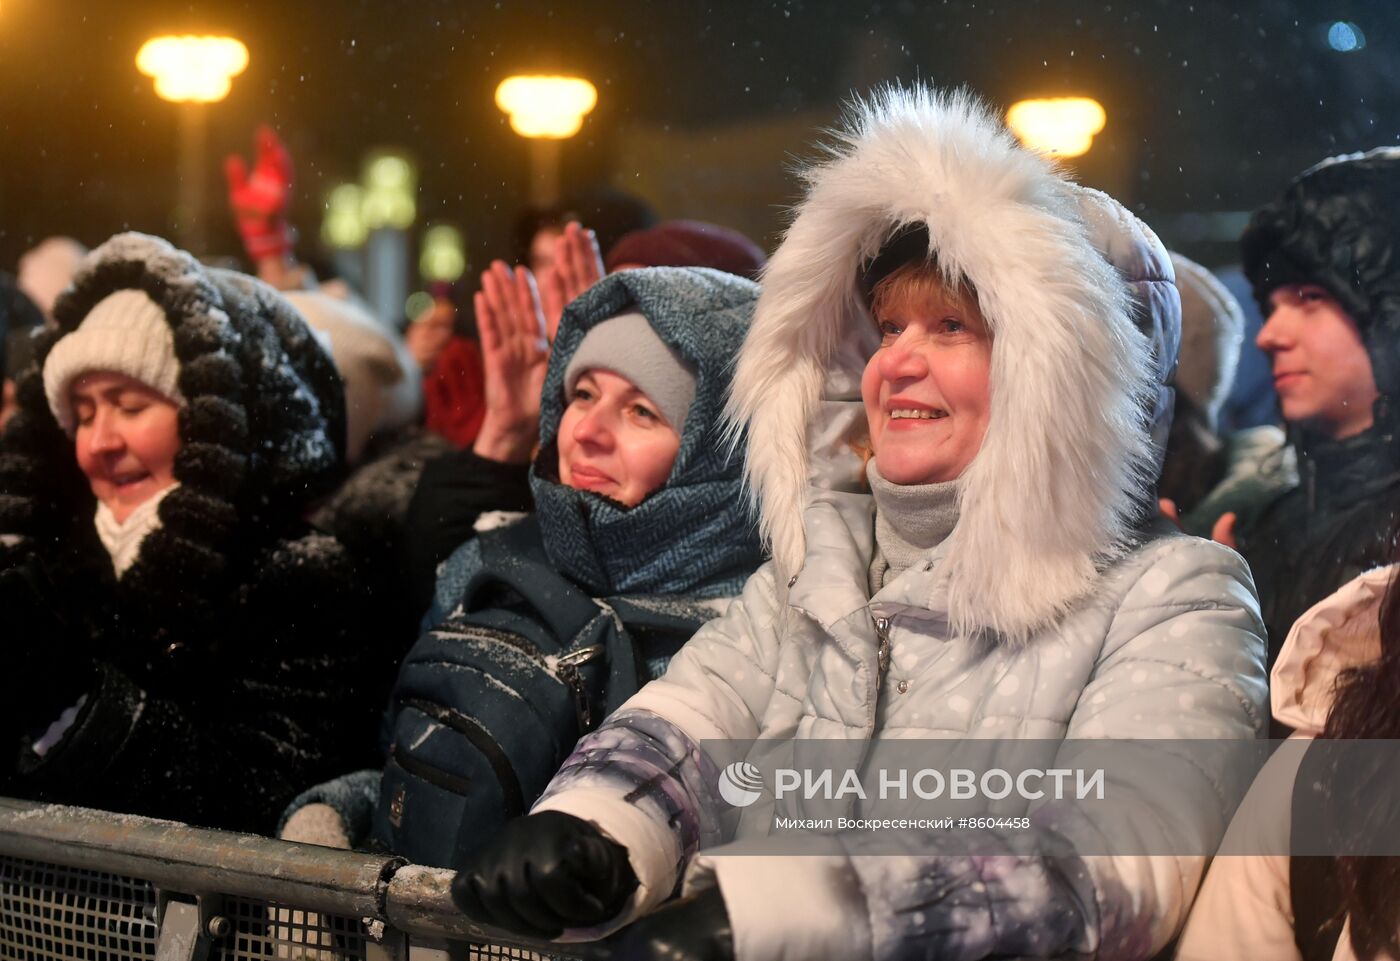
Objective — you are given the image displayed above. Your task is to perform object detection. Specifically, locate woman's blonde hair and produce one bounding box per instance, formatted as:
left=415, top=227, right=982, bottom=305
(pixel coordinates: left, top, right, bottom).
left=868, top=258, right=980, bottom=324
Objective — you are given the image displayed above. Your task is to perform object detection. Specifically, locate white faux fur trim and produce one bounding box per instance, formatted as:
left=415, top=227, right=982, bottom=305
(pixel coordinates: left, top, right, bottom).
left=726, top=87, right=1159, bottom=641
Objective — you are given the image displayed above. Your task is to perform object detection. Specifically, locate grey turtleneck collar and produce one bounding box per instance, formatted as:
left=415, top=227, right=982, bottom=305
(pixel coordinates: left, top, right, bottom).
left=867, top=460, right=961, bottom=593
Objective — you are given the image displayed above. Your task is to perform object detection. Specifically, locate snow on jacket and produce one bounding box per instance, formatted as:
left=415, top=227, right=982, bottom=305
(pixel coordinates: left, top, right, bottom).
left=0, top=232, right=387, bottom=834
left=284, top=290, right=421, bottom=465
left=529, top=88, right=1268, bottom=961
left=1176, top=565, right=1391, bottom=961
left=280, top=267, right=767, bottom=852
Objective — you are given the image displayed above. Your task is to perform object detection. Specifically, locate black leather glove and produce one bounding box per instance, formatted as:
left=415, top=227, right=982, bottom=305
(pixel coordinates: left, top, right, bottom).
left=612, top=888, right=734, bottom=961
left=451, top=811, right=639, bottom=938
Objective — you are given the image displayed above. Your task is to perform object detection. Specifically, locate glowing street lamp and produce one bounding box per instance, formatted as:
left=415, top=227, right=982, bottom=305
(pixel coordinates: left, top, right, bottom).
left=494, top=75, right=598, bottom=204
left=495, top=76, right=598, bottom=139
left=136, top=35, right=249, bottom=254
left=136, top=35, right=248, bottom=103
left=1006, top=97, right=1106, bottom=159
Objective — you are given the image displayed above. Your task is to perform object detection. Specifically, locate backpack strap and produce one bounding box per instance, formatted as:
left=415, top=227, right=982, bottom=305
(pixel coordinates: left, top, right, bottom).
left=465, top=519, right=644, bottom=728
left=465, top=518, right=606, bottom=648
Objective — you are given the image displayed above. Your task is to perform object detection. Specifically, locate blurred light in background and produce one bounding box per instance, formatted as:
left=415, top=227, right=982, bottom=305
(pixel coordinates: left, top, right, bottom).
left=322, top=183, right=368, bottom=248
left=420, top=225, right=467, bottom=282
left=1005, top=97, right=1107, bottom=158
left=362, top=151, right=417, bottom=230
left=136, top=35, right=249, bottom=103
left=494, top=76, right=599, bottom=138
left=1327, top=21, right=1366, bottom=52
left=404, top=290, right=435, bottom=322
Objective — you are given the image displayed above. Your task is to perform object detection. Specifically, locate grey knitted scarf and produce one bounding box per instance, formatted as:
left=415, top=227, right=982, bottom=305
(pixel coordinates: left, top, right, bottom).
left=867, top=460, right=961, bottom=593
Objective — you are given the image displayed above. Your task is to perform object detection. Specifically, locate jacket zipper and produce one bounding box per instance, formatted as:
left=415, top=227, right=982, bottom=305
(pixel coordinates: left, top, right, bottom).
left=874, top=616, right=892, bottom=694
left=400, top=697, right=527, bottom=817
left=556, top=643, right=606, bottom=731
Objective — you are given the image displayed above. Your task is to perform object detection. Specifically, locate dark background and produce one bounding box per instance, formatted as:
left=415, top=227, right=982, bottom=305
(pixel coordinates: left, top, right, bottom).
left=0, top=0, right=1394, bottom=285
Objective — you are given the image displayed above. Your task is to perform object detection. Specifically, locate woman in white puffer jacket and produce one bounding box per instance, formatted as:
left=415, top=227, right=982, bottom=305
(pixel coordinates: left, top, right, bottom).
left=450, top=86, right=1269, bottom=961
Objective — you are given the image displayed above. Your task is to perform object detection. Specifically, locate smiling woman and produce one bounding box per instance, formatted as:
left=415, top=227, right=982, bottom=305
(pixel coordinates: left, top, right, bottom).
left=39, top=288, right=186, bottom=570
left=558, top=310, right=693, bottom=507
left=449, top=87, right=1268, bottom=961
left=0, top=232, right=390, bottom=835
left=559, top=368, right=681, bottom=505
left=860, top=261, right=992, bottom=486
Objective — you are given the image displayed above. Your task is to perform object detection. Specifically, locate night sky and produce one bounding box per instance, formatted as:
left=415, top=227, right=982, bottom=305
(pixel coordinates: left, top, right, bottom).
left=1, top=0, right=1395, bottom=292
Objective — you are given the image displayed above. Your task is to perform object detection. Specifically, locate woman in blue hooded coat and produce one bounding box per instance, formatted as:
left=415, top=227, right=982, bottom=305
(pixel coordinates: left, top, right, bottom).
left=281, top=266, right=765, bottom=862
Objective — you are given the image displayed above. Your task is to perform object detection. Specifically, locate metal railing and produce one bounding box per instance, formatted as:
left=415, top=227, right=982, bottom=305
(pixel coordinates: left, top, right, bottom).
left=0, top=798, right=591, bottom=961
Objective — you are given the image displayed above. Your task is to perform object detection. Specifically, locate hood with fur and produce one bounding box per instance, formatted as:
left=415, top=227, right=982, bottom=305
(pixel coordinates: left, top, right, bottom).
left=0, top=232, right=346, bottom=589
left=727, top=87, right=1179, bottom=641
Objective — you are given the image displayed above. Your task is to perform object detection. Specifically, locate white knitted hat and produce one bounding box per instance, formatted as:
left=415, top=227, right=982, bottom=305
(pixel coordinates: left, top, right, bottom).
left=43, top=288, right=184, bottom=433
left=563, top=311, right=696, bottom=433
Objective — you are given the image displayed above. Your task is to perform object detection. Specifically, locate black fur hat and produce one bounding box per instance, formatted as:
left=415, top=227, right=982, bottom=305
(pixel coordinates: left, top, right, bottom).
left=1241, top=147, right=1400, bottom=401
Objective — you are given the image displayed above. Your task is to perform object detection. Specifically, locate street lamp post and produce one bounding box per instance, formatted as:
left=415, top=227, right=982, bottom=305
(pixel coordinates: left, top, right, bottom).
left=361, top=151, right=417, bottom=327
left=136, top=35, right=248, bottom=254
left=494, top=75, right=598, bottom=206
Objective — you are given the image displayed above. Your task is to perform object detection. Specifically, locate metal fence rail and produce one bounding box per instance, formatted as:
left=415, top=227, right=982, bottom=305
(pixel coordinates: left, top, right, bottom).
left=0, top=799, right=589, bottom=961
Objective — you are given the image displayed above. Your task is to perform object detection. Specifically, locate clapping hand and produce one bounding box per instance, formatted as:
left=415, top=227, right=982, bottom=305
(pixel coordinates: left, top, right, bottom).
left=539, top=222, right=604, bottom=342
left=471, top=261, right=549, bottom=464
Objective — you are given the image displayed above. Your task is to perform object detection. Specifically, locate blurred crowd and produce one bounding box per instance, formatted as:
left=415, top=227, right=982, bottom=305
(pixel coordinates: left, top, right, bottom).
left=1, top=87, right=1398, bottom=961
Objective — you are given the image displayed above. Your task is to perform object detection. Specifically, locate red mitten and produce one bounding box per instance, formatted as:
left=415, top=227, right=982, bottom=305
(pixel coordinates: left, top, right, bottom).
left=225, top=125, right=297, bottom=261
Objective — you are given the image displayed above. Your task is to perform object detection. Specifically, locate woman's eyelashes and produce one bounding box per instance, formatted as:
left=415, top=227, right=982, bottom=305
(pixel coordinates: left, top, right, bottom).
left=878, top=320, right=904, bottom=342
left=877, top=316, right=967, bottom=344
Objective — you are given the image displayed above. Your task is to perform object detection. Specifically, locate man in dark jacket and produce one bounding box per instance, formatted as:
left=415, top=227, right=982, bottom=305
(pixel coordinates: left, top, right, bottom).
left=1230, top=148, right=1400, bottom=671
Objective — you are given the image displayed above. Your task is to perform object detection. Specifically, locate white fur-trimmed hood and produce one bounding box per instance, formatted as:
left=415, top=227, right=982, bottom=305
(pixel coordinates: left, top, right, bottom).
left=726, top=87, right=1179, bottom=641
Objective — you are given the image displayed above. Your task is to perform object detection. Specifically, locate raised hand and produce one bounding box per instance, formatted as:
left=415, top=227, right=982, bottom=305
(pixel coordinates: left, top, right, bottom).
left=225, top=126, right=296, bottom=262
left=405, top=298, right=457, bottom=373
left=539, top=222, right=604, bottom=342
left=1211, top=511, right=1238, bottom=550
left=471, top=260, right=549, bottom=464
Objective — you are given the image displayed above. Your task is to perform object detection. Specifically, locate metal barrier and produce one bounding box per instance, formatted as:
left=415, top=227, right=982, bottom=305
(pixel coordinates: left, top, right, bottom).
left=0, top=799, right=594, bottom=961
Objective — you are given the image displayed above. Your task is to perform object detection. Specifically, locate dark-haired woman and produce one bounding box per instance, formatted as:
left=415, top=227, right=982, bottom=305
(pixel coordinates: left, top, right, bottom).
left=1179, top=561, right=1400, bottom=961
